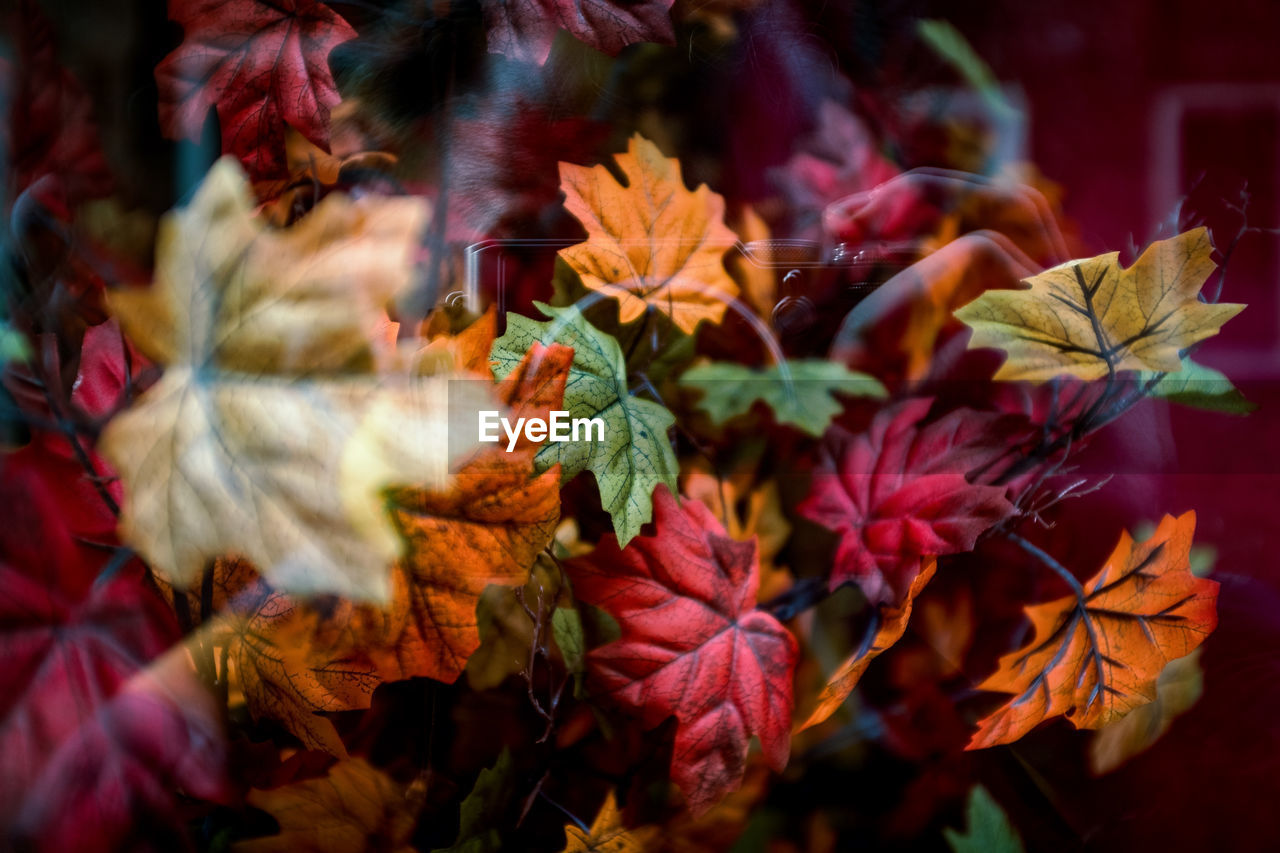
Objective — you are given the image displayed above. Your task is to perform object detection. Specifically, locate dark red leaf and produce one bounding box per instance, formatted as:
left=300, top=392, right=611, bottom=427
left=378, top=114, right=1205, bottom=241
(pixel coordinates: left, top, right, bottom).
left=483, top=0, right=675, bottom=65
left=155, top=0, right=357, bottom=181
left=798, top=398, right=1023, bottom=603
left=565, top=486, right=797, bottom=815
left=0, top=451, right=227, bottom=850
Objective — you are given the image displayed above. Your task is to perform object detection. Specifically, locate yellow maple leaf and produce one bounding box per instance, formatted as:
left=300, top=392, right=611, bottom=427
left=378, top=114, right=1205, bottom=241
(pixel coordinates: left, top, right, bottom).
left=955, top=227, right=1244, bottom=381
left=100, top=157, right=489, bottom=601
left=558, top=134, right=740, bottom=334
left=561, top=790, right=649, bottom=853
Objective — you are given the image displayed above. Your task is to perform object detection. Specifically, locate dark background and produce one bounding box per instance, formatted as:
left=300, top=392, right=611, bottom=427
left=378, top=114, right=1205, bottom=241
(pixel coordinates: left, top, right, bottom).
left=936, top=1, right=1280, bottom=848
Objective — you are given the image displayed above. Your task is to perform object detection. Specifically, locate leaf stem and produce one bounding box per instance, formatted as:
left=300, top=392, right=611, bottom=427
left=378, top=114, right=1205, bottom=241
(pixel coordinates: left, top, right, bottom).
left=1006, top=531, right=1085, bottom=599
left=1004, top=530, right=1108, bottom=710
left=760, top=576, right=835, bottom=620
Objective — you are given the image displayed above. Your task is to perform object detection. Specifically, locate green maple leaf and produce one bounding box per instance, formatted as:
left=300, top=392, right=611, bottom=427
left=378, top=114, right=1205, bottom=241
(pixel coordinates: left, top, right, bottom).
left=436, top=749, right=513, bottom=853
left=491, top=302, right=678, bottom=546
left=944, top=786, right=1024, bottom=853
left=681, top=360, right=886, bottom=437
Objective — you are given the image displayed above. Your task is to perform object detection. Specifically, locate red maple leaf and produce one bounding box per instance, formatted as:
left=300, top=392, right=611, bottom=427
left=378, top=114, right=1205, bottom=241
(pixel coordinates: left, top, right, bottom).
left=483, top=0, right=675, bottom=65
left=155, top=0, right=357, bottom=181
left=0, top=452, right=227, bottom=850
left=798, top=398, right=1024, bottom=604
left=565, top=487, right=797, bottom=815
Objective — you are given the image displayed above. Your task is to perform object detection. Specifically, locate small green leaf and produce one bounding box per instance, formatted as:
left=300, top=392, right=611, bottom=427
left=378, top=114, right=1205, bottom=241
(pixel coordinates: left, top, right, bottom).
left=944, top=786, right=1024, bottom=853
left=552, top=606, right=586, bottom=698
left=1141, top=356, right=1256, bottom=415
left=436, top=749, right=514, bottom=853
left=551, top=607, right=585, bottom=673
left=681, top=360, right=886, bottom=437
left=0, top=322, right=29, bottom=366
left=917, top=19, right=1017, bottom=121
left=491, top=302, right=679, bottom=546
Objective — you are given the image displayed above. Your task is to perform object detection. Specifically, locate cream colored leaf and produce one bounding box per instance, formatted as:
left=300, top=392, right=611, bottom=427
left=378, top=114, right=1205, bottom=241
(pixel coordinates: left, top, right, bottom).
left=955, top=227, right=1244, bottom=381
left=101, top=157, right=487, bottom=601
left=110, top=157, right=425, bottom=374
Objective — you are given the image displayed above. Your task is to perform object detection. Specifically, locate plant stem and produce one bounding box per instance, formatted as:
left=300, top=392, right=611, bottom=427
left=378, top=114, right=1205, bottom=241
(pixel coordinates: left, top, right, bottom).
left=1006, top=531, right=1084, bottom=599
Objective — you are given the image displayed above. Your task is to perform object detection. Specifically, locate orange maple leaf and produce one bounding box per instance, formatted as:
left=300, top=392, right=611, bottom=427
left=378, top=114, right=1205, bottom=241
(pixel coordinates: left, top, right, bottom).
left=185, top=559, right=406, bottom=758
left=795, top=559, right=936, bottom=732
left=558, top=134, right=740, bottom=334
left=967, top=512, right=1218, bottom=749
left=387, top=339, right=572, bottom=683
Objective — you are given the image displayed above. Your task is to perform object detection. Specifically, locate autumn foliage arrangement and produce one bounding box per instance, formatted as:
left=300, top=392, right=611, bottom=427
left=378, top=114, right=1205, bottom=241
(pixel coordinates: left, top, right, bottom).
left=0, top=0, right=1256, bottom=849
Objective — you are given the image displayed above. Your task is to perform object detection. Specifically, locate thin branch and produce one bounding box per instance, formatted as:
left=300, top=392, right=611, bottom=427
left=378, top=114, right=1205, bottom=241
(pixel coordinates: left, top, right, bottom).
left=1007, top=531, right=1084, bottom=600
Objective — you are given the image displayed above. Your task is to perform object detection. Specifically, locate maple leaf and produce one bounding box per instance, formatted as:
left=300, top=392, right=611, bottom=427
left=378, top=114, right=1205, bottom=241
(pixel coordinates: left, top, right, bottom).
left=483, top=0, right=675, bottom=65
left=189, top=340, right=570, bottom=750
left=797, top=398, right=1021, bottom=603
left=491, top=302, right=678, bottom=547
left=559, top=134, right=741, bottom=334
left=566, top=487, right=798, bottom=815
left=682, top=462, right=791, bottom=602
left=561, top=790, right=645, bottom=852
left=101, top=157, right=487, bottom=601
left=967, top=513, right=1218, bottom=749
left=1088, top=647, right=1204, bottom=775
left=954, top=227, right=1245, bottom=382
left=238, top=758, right=417, bottom=853
left=0, top=453, right=226, bottom=849
left=681, top=359, right=886, bottom=437
left=795, top=559, right=936, bottom=732
left=388, top=341, right=571, bottom=683
left=191, top=558, right=404, bottom=758
left=155, top=0, right=357, bottom=181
